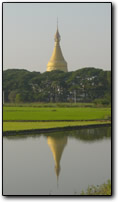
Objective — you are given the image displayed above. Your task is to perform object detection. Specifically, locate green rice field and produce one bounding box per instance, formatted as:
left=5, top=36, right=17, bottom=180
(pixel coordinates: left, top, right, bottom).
left=3, top=120, right=111, bottom=131
left=3, top=106, right=111, bottom=132
left=3, top=107, right=111, bottom=121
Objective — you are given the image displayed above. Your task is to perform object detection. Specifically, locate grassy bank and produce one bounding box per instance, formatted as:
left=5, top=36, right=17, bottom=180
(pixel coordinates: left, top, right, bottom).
left=3, top=120, right=111, bottom=132
left=3, top=102, right=96, bottom=108
left=3, top=107, right=111, bottom=121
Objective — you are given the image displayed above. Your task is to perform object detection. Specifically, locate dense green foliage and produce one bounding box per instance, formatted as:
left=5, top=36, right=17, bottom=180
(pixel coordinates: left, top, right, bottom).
left=3, top=107, right=111, bottom=121
left=3, top=67, right=111, bottom=104
left=81, top=180, right=111, bottom=195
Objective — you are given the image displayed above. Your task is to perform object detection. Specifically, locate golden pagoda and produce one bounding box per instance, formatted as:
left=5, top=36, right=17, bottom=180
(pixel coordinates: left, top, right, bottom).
left=47, top=136, right=67, bottom=180
left=47, top=22, right=68, bottom=72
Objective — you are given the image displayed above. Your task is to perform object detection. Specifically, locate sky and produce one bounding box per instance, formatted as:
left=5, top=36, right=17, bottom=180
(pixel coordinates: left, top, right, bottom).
left=3, top=2, right=111, bottom=72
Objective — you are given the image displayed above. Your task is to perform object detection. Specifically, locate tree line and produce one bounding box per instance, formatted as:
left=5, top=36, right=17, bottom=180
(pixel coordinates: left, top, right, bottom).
left=3, top=67, right=111, bottom=104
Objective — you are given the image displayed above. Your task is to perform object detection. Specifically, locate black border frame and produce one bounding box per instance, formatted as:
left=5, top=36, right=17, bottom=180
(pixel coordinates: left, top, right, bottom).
left=2, top=1, right=112, bottom=197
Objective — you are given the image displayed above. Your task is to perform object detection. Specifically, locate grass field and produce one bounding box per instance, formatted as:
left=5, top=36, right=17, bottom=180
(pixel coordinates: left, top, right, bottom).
left=3, top=120, right=111, bottom=131
left=3, top=106, right=111, bottom=132
left=3, top=107, right=111, bottom=121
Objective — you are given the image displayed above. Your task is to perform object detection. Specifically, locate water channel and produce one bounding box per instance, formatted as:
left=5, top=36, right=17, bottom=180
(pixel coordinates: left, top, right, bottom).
left=3, top=126, right=111, bottom=195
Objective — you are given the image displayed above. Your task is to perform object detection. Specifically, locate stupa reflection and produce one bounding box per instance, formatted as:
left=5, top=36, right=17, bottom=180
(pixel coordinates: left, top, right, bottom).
left=47, top=135, right=67, bottom=183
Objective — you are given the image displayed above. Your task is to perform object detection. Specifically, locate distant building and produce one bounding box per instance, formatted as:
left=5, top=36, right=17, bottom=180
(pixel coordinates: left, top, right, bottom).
left=47, top=22, right=68, bottom=72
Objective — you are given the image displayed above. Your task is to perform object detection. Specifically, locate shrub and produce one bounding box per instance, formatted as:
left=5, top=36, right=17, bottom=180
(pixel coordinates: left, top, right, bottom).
left=81, top=180, right=111, bottom=195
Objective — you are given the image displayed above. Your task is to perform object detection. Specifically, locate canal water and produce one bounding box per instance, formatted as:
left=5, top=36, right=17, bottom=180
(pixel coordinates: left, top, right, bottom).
left=3, top=126, right=111, bottom=195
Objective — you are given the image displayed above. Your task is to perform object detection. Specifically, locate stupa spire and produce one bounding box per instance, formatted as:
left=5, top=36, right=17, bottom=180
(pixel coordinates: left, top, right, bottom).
left=47, top=20, right=68, bottom=72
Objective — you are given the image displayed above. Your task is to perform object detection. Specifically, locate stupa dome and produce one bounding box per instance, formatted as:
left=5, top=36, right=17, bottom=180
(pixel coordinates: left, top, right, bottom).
left=47, top=24, right=68, bottom=72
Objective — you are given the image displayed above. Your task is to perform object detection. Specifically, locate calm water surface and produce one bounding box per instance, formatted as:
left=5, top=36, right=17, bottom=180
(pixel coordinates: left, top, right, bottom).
left=3, top=127, right=111, bottom=195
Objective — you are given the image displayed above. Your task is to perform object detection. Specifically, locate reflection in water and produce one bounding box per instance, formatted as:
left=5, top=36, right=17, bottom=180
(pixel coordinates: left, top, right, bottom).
left=47, top=136, right=67, bottom=183
left=3, top=126, right=111, bottom=195
left=4, top=127, right=111, bottom=183
left=46, top=127, right=111, bottom=185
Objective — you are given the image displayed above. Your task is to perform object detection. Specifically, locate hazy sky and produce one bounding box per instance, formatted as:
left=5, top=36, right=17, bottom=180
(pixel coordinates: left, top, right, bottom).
left=3, top=2, right=111, bottom=72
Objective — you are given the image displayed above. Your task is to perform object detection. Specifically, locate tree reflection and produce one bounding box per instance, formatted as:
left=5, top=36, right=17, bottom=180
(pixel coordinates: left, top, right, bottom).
left=4, top=126, right=111, bottom=142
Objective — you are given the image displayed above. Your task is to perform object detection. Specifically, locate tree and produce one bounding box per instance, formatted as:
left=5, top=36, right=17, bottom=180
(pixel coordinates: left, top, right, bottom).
left=15, top=93, right=22, bottom=103
left=8, top=90, right=18, bottom=103
left=3, top=68, right=111, bottom=103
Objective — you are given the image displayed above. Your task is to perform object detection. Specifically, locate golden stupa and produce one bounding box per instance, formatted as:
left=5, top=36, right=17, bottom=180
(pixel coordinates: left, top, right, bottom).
left=47, top=22, right=68, bottom=72
left=47, top=136, right=67, bottom=180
